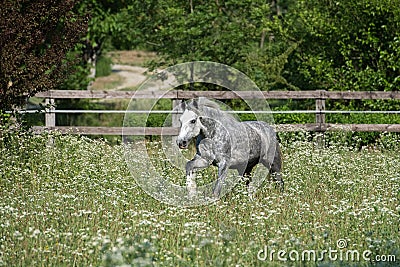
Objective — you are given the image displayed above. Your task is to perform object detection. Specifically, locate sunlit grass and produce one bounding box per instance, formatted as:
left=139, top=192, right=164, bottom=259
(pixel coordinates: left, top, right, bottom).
left=0, top=132, right=399, bottom=266
left=91, top=73, right=125, bottom=90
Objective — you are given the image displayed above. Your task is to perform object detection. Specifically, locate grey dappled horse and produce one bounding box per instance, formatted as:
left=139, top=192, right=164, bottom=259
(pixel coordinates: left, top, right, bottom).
left=176, top=97, right=284, bottom=198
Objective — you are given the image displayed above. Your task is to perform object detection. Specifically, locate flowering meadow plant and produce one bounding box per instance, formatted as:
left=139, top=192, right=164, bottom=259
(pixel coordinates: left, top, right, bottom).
left=0, top=132, right=399, bottom=266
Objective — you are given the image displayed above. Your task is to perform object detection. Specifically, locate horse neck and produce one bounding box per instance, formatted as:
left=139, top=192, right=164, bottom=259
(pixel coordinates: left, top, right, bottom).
left=199, top=108, right=239, bottom=138
left=199, top=117, right=217, bottom=138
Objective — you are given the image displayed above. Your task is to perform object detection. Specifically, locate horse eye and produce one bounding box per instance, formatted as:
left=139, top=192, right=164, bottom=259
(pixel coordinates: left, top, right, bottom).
left=190, top=119, right=196, bottom=124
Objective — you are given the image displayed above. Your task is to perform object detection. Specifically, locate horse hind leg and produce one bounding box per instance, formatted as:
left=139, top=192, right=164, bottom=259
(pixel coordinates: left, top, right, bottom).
left=261, top=142, right=284, bottom=192
left=270, top=143, right=284, bottom=192
left=242, top=163, right=255, bottom=187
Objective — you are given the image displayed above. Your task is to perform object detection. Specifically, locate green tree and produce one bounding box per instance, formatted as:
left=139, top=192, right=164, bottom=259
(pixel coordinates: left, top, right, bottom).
left=59, top=1, right=298, bottom=91
left=278, top=0, right=400, bottom=144
left=74, top=0, right=144, bottom=82
left=131, top=0, right=298, bottom=90
left=0, top=0, right=89, bottom=111
left=284, top=0, right=400, bottom=91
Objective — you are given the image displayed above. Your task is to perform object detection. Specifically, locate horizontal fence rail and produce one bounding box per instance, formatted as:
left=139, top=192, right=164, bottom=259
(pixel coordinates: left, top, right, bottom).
left=34, top=89, right=400, bottom=100
left=29, top=90, right=400, bottom=135
left=17, top=109, right=400, bottom=114
left=31, top=124, right=400, bottom=136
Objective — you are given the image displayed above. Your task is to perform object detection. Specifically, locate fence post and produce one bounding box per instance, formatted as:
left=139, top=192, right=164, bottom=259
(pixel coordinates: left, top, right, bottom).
left=315, top=90, right=326, bottom=147
left=171, top=99, right=182, bottom=150
left=45, top=97, right=55, bottom=128
left=172, top=99, right=182, bottom=128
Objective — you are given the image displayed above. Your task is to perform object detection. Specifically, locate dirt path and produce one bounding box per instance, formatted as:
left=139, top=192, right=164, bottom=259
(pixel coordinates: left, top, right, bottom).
left=111, top=64, right=148, bottom=90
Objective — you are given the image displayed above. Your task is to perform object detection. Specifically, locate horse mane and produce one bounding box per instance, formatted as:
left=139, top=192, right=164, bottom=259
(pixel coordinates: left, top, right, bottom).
left=188, top=97, right=239, bottom=123
left=197, top=97, right=221, bottom=110
left=187, top=97, right=220, bottom=113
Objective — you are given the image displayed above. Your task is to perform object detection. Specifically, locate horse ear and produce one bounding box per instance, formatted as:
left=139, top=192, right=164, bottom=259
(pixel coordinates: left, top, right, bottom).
left=186, top=99, right=200, bottom=114
left=193, top=98, right=199, bottom=109
left=180, top=100, right=186, bottom=110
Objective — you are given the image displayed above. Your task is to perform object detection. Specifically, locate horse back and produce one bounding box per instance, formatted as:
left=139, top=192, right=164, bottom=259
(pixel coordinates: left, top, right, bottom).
left=241, top=120, right=277, bottom=159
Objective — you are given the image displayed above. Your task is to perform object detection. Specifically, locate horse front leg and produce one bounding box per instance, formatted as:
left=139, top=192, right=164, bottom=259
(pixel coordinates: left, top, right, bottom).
left=213, top=160, right=230, bottom=198
left=185, top=138, right=215, bottom=198
left=185, top=155, right=211, bottom=198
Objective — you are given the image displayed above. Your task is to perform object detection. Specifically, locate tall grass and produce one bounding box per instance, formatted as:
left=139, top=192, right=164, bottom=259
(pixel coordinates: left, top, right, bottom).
left=0, top=131, right=399, bottom=266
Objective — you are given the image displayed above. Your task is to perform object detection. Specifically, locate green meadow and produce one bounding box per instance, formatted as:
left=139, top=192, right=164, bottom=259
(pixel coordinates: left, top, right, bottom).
left=1, top=132, right=399, bottom=266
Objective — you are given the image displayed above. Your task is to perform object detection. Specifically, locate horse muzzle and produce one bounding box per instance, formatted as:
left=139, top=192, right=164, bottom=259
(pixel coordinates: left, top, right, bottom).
left=177, top=139, right=189, bottom=149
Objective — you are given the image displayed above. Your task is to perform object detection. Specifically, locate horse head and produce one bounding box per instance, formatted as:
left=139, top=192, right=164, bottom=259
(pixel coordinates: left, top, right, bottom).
left=176, top=99, right=203, bottom=149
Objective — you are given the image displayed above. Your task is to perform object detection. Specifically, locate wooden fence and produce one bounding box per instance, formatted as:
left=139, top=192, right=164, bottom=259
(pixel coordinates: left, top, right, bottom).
left=31, top=90, right=400, bottom=135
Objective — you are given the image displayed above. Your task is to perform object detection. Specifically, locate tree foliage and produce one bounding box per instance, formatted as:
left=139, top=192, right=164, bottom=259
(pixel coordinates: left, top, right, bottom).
left=116, top=0, right=297, bottom=90
left=284, top=0, right=400, bottom=91
left=0, top=0, right=89, bottom=111
left=111, top=0, right=398, bottom=92
left=3, top=0, right=399, bottom=111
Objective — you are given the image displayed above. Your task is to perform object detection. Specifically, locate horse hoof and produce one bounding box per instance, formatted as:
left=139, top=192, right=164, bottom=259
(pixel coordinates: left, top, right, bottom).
left=212, top=192, right=220, bottom=200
